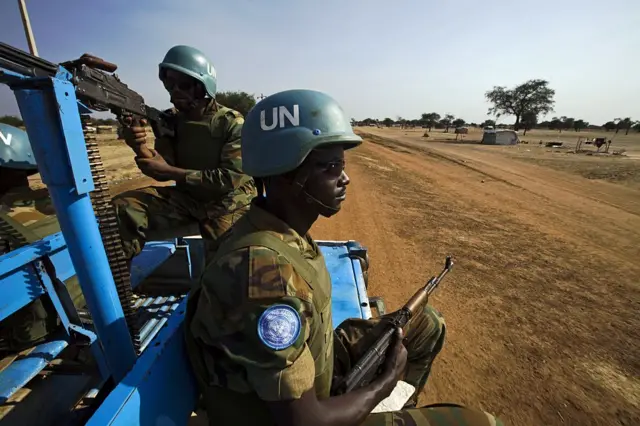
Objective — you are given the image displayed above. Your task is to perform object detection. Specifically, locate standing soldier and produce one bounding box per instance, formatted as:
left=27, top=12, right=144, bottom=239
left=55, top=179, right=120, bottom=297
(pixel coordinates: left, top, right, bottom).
left=113, top=45, right=257, bottom=265
left=184, top=89, right=503, bottom=425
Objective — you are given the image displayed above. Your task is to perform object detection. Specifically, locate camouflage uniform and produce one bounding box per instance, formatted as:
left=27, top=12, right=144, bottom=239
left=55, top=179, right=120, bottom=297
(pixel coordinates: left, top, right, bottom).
left=185, top=203, right=502, bottom=425
left=113, top=100, right=257, bottom=259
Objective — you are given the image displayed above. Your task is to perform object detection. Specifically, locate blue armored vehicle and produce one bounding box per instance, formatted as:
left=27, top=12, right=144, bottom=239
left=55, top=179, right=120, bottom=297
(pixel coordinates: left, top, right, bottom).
left=0, top=42, right=379, bottom=425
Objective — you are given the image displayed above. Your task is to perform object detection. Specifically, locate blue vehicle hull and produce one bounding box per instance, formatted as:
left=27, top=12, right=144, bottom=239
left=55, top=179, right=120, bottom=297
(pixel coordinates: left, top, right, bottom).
left=0, top=41, right=376, bottom=425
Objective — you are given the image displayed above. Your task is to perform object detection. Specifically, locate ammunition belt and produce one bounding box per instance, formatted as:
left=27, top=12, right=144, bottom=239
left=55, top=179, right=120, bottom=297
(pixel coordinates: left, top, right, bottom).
left=82, top=115, right=141, bottom=353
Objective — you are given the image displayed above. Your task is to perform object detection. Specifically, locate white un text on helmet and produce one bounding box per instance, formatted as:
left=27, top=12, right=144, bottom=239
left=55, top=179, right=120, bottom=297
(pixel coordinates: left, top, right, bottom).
left=260, top=105, right=300, bottom=131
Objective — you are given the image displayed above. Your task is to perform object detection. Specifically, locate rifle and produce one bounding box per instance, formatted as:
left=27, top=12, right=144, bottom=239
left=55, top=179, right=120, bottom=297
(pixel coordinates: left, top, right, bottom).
left=0, top=41, right=173, bottom=158
left=331, top=256, right=454, bottom=396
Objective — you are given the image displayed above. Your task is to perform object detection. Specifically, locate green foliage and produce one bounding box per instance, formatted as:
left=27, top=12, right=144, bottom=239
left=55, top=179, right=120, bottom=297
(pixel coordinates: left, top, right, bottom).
left=603, top=121, right=616, bottom=131
left=549, top=117, right=563, bottom=132
left=216, top=91, right=257, bottom=116
left=452, top=118, right=466, bottom=128
left=574, top=119, right=588, bottom=132
left=485, top=79, right=555, bottom=130
left=560, top=116, right=575, bottom=132
left=420, top=112, right=440, bottom=130
left=440, top=114, right=455, bottom=132
left=0, top=115, right=24, bottom=127
left=481, top=119, right=496, bottom=128
left=616, top=117, right=634, bottom=135
left=382, top=118, right=394, bottom=127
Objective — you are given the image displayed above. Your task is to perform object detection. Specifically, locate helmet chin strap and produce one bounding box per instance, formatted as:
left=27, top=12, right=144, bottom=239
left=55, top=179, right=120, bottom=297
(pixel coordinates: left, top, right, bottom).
left=291, top=166, right=340, bottom=217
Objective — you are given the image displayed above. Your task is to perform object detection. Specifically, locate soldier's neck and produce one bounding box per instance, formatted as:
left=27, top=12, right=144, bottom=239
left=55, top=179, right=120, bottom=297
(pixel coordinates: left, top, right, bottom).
left=263, top=199, right=317, bottom=237
left=184, top=99, right=213, bottom=121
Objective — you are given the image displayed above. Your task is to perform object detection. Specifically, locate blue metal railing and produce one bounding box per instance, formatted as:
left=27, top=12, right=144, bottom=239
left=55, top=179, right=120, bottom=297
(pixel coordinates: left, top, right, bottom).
left=1, top=60, right=136, bottom=382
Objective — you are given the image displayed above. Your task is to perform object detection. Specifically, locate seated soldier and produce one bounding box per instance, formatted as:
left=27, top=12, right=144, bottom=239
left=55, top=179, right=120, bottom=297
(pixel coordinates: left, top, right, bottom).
left=184, top=89, right=503, bottom=426
left=113, top=45, right=256, bottom=265
left=0, top=123, right=81, bottom=354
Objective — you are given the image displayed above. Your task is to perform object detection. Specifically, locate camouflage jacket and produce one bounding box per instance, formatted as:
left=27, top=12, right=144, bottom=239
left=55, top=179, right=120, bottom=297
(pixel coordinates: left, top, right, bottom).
left=185, top=202, right=334, bottom=416
left=155, top=100, right=256, bottom=212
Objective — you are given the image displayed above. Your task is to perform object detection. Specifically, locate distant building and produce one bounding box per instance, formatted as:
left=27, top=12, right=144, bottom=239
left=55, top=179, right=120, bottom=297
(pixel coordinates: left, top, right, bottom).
left=481, top=129, right=519, bottom=145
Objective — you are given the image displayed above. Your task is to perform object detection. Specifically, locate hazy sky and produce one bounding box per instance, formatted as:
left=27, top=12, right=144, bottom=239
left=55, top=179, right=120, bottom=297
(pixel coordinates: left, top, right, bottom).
left=1, top=0, right=638, bottom=124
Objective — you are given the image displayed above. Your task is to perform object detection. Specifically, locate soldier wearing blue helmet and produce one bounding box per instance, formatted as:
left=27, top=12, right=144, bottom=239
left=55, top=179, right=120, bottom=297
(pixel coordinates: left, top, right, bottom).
left=0, top=123, right=55, bottom=235
left=0, top=123, right=38, bottom=200
left=184, top=90, right=502, bottom=426
left=113, top=45, right=256, bottom=266
left=0, top=123, right=84, bottom=354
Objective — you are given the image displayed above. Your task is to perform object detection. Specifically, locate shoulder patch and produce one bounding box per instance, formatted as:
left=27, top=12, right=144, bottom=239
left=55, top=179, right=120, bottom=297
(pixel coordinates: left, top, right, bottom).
left=257, top=304, right=302, bottom=350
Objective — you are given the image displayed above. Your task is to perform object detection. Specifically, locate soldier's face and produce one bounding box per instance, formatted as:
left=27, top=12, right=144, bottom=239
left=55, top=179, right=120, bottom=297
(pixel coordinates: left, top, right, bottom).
left=304, top=146, right=350, bottom=216
left=161, top=69, right=203, bottom=111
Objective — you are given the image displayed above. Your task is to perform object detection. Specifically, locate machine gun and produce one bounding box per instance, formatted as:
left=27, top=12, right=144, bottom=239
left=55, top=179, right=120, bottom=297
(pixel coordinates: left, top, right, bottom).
left=0, top=41, right=173, bottom=158
left=331, top=256, right=454, bottom=395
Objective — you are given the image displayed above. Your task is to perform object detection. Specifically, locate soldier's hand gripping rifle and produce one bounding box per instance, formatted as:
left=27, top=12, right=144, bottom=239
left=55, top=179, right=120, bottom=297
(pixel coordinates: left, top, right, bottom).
left=331, top=256, right=454, bottom=396
left=0, top=41, right=173, bottom=159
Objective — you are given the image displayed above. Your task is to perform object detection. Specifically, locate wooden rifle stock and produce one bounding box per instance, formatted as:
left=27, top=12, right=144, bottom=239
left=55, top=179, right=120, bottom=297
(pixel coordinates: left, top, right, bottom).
left=331, top=256, right=454, bottom=395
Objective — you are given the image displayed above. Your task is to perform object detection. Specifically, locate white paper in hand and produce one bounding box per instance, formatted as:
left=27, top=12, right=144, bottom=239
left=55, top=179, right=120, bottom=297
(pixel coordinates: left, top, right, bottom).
left=370, top=381, right=416, bottom=413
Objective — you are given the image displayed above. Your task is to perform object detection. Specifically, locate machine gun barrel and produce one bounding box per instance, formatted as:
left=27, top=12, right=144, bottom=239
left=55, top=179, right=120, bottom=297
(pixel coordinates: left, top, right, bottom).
left=0, top=41, right=173, bottom=140
left=0, top=41, right=58, bottom=78
left=332, top=256, right=454, bottom=395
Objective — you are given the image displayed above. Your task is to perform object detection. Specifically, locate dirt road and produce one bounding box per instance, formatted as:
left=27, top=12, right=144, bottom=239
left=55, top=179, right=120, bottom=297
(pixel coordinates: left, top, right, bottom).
left=311, top=131, right=640, bottom=426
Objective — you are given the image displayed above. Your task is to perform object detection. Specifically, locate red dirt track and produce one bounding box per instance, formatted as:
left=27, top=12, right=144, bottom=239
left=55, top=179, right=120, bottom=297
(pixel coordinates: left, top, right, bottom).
left=311, top=131, right=640, bottom=426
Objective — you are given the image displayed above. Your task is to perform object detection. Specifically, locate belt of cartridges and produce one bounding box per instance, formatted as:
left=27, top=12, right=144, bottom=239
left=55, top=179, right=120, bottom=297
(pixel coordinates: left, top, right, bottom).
left=81, top=115, right=141, bottom=354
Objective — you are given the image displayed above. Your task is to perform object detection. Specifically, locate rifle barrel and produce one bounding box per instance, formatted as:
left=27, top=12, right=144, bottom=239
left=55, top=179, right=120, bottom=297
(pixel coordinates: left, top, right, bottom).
left=0, top=41, right=57, bottom=77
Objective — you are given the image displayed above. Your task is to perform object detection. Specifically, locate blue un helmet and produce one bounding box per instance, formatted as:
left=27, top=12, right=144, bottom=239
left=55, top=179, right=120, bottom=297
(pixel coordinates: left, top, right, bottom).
left=0, top=123, right=37, bottom=171
left=241, top=89, right=362, bottom=178
left=158, top=45, right=217, bottom=98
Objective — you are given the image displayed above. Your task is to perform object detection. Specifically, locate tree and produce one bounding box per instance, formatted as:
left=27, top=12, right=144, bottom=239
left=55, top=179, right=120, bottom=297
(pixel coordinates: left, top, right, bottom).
left=613, top=118, right=624, bottom=134
left=0, top=115, right=24, bottom=127
left=573, top=119, right=588, bottom=132
left=452, top=118, right=466, bottom=128
left=440, top=114, right=455, bottom=132
left=484, top=79, right=555, bottom=131
left=617, top=117, right=634, bottom=135
left=382, top=118, right=394, bottom=127
left=549, top=117, right=563, bottom=132
left=634, top=122, right=640, bottom=133
left=421, top=113, right=440, bottom=131
left=603, top=121, right=616, bottom=132
left=216, top=91, right=256, bottom=116
left=481, top=119, right=496, bottom=128
left=561, top=117, right=575, bottom=132
left=521, top=111, right=538, bottom=135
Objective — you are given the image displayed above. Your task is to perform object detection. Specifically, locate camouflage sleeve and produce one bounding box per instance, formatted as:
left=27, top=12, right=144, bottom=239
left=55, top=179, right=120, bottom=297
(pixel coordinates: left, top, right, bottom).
left=195, top=245, right=316, bottom=401
left=153, top=135, right=176, bottom=166
left=183, top=113, right=251, bottom=195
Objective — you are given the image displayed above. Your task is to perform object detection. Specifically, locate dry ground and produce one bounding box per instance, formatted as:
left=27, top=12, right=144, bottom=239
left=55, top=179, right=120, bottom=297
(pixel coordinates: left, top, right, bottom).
left=309, top=127, right=640, bottom=425
left=23, top=133, right=168, bottom=199
left=11, top=131, right=640, bottom=425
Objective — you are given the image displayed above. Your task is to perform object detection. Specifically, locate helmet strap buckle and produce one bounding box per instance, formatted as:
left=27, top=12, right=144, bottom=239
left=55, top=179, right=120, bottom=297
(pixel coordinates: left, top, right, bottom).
left=290, top=166, right=311, bottom=196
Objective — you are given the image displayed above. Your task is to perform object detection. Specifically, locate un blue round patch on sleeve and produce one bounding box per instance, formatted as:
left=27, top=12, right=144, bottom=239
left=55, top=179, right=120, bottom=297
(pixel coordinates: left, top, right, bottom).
left=257, top=304, right=302, bottom=350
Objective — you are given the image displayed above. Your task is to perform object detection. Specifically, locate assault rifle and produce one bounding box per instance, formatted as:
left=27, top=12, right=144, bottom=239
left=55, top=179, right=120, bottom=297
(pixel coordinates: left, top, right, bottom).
left=331, top=256, right=454, bottom=396
left=0, top=41, right=174, bottom=154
